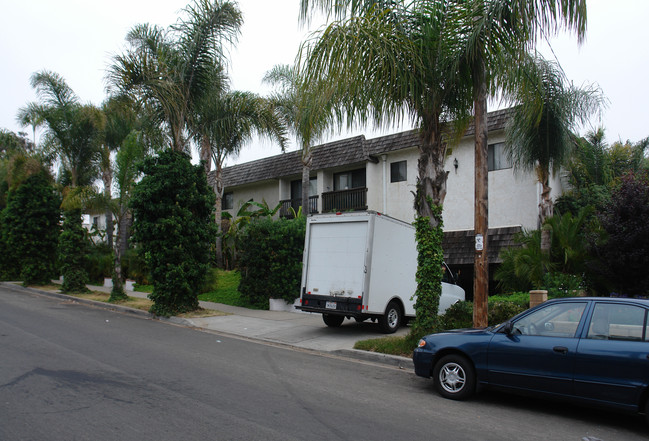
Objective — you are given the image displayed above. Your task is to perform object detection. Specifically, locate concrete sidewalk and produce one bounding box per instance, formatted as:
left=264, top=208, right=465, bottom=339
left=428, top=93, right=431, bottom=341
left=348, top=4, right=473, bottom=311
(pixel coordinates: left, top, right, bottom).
left=30, top=282, right=412, bottom=368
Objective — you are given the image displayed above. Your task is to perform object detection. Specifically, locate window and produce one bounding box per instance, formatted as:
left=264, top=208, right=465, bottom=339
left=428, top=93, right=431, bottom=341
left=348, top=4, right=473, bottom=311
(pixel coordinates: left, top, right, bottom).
left=222, top=192, right=233, bottom=210
left=512, top=302, right=586, bottom=337
left=334, top=169, right=366, bottom=191
left=488, top=142, right=512, bottom=171
left=390, top=160, right=407, bottom=183
left=587, top=303, right=647, bottom=341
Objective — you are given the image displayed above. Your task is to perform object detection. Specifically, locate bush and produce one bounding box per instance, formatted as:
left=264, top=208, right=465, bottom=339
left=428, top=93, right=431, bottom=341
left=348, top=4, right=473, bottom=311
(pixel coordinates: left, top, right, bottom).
left=435, top=296, right=529, bottom=333
left=86, top=242, right=113, bottom=284
left=59, top=209, right=91, bottom=293
left=542, top=272, right=585, bottom=297
left=488, top=301, right=527, bottom=325
left=595, top=172, right=649, bottom=296
left=122, top=247, right=150, bottom=284
left=130, top=150, right=216, bottom=316
left=1, top=171, right=60, bottom=284
left=237, top=216, right=306, bottom=307
left=439, top=301, right=473, bottom=330
left=200, top=267, right=219, bottom=294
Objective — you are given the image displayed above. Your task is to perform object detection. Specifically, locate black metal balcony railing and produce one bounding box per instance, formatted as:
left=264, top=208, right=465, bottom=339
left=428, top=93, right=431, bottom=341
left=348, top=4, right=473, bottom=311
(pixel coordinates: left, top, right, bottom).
left=322, top=187, right=367, bottom=212
left=279, top=196, right=319, bottom=218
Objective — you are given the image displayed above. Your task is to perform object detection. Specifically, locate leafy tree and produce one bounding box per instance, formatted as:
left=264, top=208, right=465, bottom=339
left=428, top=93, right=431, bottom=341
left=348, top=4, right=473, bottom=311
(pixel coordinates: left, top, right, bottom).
left=1, top=168, right=60, bottom=283
left=130, top=150, right=216, bottom=316
left=594, top=172, right=649, bottom=296
left=107, top=0, right=243, bottom=152
left=504, top=54, right=605, bottom=254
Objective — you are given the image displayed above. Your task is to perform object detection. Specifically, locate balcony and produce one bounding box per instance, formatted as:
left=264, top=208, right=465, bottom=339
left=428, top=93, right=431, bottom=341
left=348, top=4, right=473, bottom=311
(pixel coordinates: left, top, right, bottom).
left=322, top=187, right=367, bottom=212
left=279, top=196, right=319, bottom=218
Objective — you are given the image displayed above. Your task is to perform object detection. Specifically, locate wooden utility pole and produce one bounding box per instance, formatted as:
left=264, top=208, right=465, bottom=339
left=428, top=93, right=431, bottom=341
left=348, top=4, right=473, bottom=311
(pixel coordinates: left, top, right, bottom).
left=473, top=55, right=489, bottom=328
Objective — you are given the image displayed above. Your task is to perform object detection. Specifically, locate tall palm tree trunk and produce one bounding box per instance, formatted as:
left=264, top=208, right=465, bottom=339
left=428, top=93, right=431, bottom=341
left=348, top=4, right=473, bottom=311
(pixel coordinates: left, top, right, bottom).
left=473, top=53, right=489, bottom=328
left=410, top=120, right=449, bottom=335
left=213, top=163, right=225, bottom=268
left=102, top=167, right=114, bottom=250
left=539, top=170, right=553, bottom=255
left=301, top=150, right=313, bottom=215
left=110, top=206, right=129, bottom=301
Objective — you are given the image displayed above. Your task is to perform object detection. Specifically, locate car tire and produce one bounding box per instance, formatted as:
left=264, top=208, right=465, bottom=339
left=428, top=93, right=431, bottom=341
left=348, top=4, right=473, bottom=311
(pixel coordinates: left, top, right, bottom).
left=433, top=354, right=476, bottom=400
left=378, top=301, right=402, bottom=334
left=322, top=314, right=344, bottom=327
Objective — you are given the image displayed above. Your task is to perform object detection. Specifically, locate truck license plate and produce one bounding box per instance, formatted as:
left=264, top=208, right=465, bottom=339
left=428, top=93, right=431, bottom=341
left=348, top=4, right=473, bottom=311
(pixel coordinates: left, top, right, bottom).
left=325, top=301, right=337, bottom=309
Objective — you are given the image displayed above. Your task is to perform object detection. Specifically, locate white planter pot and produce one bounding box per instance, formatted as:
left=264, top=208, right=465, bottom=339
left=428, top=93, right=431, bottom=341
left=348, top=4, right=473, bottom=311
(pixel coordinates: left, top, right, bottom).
left=269, top=298, right=304, bottom=313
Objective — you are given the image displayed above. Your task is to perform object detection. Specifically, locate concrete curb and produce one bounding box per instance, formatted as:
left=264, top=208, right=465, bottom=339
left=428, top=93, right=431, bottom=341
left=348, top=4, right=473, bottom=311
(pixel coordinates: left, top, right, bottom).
left=332, top=349, right=413, bottom=370
left=3, top=282, right=413, bottom=368
left=1, top=282, right=195, bottom=327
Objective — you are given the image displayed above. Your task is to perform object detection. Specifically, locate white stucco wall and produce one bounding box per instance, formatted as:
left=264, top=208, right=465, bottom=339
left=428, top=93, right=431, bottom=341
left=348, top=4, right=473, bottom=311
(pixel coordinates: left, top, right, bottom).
left=223, top=181, right=280, bottom=218
left=364, top=133, right=566, bottom=232
left=366, top=148, right=419, bottom=222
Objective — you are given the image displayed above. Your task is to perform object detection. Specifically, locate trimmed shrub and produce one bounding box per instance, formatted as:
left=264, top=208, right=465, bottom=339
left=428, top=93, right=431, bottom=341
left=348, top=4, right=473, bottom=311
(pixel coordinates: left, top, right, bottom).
left=130, top=150, right=216, bottom=316
left=1, top=172, right=60, bottom=284
left=86, top=242, right=113, bottom=284
left=59, top=209, right=90, bottom=293
left=237, top=216, right=306, bottom=307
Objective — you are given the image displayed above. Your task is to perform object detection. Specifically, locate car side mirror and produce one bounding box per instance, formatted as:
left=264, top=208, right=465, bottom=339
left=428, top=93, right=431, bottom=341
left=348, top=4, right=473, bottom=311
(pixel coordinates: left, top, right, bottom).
left=503, top=321, right=513, bottom=335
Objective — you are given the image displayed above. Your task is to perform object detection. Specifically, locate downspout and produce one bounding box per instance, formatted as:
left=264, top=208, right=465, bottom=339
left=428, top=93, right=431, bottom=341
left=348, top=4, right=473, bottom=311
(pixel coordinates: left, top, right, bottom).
left=382, top=155, right=388, bottom=214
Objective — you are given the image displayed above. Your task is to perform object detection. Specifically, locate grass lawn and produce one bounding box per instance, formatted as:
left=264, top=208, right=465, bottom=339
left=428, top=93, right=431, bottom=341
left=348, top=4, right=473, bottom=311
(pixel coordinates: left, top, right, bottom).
left=198, top=270, right=266, bottom=309
left=131, top=269, right=262, bottom=309
left=353, top=335, right=416, bottom=358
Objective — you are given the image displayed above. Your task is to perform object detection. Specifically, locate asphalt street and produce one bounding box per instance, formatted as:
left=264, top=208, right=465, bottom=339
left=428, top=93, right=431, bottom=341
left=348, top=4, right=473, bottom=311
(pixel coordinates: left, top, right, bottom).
left=1, top=283, right=647, bottom=440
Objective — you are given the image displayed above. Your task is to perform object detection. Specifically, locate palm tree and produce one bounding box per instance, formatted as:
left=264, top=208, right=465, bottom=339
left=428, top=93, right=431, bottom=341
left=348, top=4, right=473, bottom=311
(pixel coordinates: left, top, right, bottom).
left=192, top=64, right=287, bottom=267
left=22, top=70, right=104, bottom=189
left=107, top=0, right=243, bottom=152
left=297, top=2, right=473, bottom=333
left=448, top=0, right=588, bottom=326
left=504, top=55, right=605, bottom=255
left=263, top=64, right=339, bottom=217
left=16, top=103, right=43, bottom=147
left=109, top=130, right=148, bottom=300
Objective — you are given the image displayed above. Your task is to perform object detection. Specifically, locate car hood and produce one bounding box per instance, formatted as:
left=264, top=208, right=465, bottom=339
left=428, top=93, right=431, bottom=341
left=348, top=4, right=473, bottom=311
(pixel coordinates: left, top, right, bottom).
left=432, top=327, right=494, bottom=337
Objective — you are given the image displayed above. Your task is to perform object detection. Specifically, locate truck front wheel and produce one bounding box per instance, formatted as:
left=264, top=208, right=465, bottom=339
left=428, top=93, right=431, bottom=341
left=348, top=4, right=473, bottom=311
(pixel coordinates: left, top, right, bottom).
left=379, top=301, right=402, bottom=334
left=322, top=314, right=344, bottom=327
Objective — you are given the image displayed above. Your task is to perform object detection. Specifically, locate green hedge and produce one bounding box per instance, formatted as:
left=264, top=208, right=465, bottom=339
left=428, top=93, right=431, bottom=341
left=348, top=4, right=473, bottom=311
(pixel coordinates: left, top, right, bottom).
left=438, top=295, right=530, bottom=331
left=237, top=217, right=306, bottom=307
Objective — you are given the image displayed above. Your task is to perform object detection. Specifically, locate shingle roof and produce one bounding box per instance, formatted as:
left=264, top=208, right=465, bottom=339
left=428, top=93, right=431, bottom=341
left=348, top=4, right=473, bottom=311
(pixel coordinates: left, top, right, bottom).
left=442, top=226, right=522, bottom=265
left=211, top=107, right=515, bottom=189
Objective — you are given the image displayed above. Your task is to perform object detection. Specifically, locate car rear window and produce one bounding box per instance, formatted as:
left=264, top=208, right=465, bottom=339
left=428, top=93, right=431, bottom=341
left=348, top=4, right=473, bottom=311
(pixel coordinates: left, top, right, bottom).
left=587, top=303, right=647, bottom=341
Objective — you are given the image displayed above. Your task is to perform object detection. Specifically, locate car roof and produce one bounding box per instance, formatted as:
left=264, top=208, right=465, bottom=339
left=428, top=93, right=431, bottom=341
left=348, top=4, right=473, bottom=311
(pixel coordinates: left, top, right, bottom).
left=544, top=297, right=649, bottom=305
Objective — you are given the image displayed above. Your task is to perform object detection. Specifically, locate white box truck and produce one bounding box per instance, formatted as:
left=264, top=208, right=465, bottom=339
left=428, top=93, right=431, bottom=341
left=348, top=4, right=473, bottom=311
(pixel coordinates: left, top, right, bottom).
left=296, top=211, right=465, bottom=333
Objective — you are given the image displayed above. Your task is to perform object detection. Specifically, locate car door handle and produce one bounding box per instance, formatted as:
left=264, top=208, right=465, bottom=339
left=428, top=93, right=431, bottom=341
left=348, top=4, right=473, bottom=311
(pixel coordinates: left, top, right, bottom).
left=553, top=346, right=569, bottom=354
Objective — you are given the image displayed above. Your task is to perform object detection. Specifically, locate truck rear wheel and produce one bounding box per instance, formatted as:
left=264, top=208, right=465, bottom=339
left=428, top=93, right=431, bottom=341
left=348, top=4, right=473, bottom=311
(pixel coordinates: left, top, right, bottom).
left=379, top=301, right=402, bottom=334
left=322, top=314, right=344, bottom=327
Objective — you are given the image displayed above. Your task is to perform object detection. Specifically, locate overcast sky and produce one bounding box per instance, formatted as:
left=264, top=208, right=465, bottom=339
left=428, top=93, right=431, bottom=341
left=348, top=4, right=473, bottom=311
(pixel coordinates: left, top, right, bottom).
left=2, top=0, right=647, bottom=166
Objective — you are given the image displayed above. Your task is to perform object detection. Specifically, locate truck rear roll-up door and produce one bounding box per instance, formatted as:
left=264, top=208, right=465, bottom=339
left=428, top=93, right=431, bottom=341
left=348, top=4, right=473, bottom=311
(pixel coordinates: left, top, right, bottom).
left=304, top=220, right=367, bottom=299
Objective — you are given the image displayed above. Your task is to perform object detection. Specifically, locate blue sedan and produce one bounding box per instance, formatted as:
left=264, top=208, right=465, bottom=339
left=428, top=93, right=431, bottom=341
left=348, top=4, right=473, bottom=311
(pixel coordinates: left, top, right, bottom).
left=413, top=297, right=649, bottom=422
